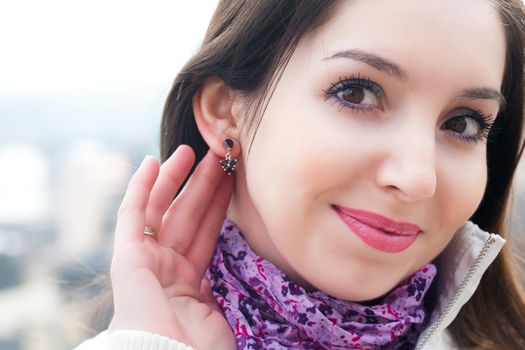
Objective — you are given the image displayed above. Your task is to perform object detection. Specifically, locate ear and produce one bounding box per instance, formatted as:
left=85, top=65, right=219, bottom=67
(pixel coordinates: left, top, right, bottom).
left=192, top=76, right=243, bottom=159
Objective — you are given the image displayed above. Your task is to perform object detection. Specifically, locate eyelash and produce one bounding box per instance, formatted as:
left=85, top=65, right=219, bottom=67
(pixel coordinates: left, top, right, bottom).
left=443, top=109, right=494, bottom=144
left=323, top=74, right=385, bottom=113
left=323, top=75, right=494, bottom=144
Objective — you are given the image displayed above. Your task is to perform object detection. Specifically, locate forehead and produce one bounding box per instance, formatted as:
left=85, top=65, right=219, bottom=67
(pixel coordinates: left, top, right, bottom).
left=297, top=0, right=506, bottom=89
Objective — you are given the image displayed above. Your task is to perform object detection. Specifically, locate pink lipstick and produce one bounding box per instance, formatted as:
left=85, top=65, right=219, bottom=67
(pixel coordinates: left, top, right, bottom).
left=333, top=205, right=421, bottom=253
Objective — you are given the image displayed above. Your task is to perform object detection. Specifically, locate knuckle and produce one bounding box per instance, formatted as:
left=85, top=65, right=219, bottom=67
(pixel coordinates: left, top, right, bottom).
left=164, top=168, right=182, bottom=189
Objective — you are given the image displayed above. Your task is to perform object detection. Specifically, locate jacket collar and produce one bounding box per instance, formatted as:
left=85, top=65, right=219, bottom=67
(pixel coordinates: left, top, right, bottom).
left=416, top=221, right=505, bottom=350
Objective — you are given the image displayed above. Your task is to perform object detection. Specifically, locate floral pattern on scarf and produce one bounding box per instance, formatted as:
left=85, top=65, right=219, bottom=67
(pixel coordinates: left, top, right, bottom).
left=207, top=219, right=436, bottom=350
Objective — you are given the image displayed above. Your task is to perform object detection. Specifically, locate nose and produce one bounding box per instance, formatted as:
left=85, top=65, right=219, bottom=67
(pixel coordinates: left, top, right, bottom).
left=375, top=133, right=437, bottom=203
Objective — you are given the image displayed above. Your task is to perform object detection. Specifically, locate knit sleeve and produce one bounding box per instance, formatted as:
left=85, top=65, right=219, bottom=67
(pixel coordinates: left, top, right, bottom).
left=73, top=330, right=195, bottom=350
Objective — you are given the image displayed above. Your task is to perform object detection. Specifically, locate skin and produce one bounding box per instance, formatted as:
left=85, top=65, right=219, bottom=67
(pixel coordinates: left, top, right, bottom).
left=109, top=0, right=506, bottom=347
left=111, top=149, right=235, bottom=349
left=227, top=0, right=506, bottom=301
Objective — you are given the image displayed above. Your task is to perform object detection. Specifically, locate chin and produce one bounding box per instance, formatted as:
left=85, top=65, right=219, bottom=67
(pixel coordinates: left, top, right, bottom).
left=332, top=288, right=391, bottom=303
left=309, top=274, right=400, bottom=302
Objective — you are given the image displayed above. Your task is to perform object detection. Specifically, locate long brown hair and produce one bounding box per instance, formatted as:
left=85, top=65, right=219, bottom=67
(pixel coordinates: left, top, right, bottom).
left=160, top=0, right=525, bottom=348
left=447, top=2, right=525, bottom=348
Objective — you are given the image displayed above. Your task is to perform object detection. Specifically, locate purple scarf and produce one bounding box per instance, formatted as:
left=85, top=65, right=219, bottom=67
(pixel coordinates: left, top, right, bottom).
left=206, top=219, right=436, bottom=350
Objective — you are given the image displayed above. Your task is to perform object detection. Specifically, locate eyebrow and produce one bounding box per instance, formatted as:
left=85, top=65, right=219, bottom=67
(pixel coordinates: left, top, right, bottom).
left=324, top=49, right=506, bottom=107
left=325, top=49, right=408, bottom=81
left=459, top=88, right=506, bottom=108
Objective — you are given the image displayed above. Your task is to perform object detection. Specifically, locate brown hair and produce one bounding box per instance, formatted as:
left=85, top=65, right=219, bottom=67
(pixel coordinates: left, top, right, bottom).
left=447, top=2, right=525, bottom=348
left=158, top=0, right=525, bottom=348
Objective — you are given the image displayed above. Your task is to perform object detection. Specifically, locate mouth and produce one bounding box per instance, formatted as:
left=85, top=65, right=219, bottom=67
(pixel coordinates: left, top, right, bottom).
left=332, top=205, right=421, bottom=253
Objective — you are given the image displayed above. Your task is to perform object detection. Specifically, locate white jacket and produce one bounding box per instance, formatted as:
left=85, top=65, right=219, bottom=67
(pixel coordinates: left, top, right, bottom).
left=74, top=221, right=505, bottom=350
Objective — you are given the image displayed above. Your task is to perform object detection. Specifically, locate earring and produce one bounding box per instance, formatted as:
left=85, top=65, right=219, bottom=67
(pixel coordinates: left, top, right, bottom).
left=219, top=138, right=237, bottom=175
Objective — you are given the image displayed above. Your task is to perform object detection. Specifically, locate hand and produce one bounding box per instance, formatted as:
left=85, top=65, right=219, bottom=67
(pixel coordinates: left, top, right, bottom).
left=110, top=145, right=236, bottom=350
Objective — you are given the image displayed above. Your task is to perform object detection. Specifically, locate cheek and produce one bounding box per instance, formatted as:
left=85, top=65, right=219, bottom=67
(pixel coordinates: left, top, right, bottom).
left=246, top=119, right=324, bottom=217
left=437, top=151, right=488, bottom=234
left=247, top=114, right=365, bottom=212
left=243, top=101, right=358, bottom=250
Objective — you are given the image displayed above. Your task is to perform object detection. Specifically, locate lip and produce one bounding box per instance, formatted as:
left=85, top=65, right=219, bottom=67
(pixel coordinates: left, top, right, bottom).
left=333, top=205, right=421, bottom=253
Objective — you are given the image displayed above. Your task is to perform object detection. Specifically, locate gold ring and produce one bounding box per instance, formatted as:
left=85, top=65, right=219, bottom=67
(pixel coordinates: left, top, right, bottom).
left=144, top=226, right=158, bottom=239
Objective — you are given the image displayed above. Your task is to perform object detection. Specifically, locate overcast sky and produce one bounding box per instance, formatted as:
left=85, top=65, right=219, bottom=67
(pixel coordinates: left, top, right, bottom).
left=0, top=1, right=218, bottom=96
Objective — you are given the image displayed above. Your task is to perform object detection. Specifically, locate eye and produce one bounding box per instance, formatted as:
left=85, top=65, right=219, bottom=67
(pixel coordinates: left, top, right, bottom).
left=324, top=75, right=385, bottom=112
left=441, top=109, right=494, bottom=144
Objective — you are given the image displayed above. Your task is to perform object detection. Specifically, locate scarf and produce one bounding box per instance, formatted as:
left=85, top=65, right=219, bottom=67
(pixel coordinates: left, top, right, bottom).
left=206, top=219, right=436, bottom=350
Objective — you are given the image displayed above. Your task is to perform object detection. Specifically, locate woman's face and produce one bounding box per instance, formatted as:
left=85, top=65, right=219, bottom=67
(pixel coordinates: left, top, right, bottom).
left=229, top=0, right=506, bottom=301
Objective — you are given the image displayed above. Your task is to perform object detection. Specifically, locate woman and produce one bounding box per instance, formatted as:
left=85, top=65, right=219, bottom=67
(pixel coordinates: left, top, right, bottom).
left=75, top=0, right=525, bottom=349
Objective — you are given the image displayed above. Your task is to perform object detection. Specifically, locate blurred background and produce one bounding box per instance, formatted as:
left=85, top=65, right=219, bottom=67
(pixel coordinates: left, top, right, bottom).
left=0, top=1, right=217, bottom=349
left=0, top=1, right=524, bottom=350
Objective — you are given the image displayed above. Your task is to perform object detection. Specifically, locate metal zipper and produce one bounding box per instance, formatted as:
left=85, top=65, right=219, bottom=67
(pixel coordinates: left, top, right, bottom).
left=415, top=234, right=498, bottom=350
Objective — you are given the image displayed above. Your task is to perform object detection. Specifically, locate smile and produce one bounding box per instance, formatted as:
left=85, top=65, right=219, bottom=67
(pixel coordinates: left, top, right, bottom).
left=333, top=205, right=421, bottom=253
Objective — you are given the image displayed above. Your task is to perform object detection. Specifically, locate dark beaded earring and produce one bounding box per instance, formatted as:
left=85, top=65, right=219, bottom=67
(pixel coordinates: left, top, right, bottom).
left=219, top=138, right=237, bottom=175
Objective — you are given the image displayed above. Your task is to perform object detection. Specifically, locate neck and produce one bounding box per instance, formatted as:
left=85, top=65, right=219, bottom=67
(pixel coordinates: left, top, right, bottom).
left=227, top=169, right=316, bottom=292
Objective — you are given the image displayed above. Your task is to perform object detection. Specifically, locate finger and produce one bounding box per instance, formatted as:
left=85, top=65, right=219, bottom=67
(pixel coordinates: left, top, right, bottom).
left=114, top=156, right=159, bottom=248
left=145, top=145, right=195, bottom=232
left=158, top=149, right=225, bottom=252
left=187, top=172, right=233, bottom=278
